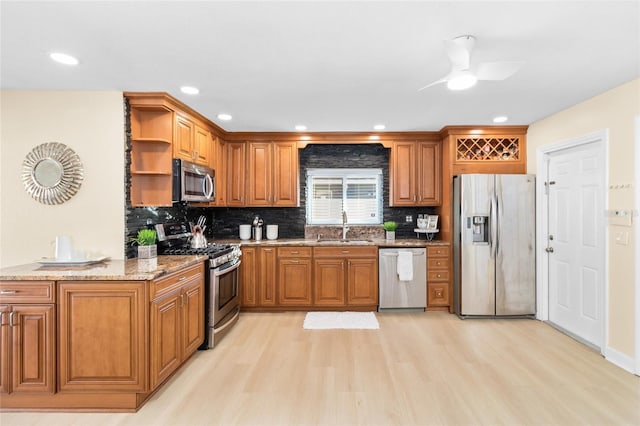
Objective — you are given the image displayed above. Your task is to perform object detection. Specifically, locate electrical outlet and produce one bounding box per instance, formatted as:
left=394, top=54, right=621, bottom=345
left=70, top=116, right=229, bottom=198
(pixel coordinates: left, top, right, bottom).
left=405, top=215, right=412, bottom=222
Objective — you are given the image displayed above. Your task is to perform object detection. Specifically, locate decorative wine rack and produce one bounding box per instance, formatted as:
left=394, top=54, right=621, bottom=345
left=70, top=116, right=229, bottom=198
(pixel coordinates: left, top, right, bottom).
left=456, top=137, right=520, bottom=161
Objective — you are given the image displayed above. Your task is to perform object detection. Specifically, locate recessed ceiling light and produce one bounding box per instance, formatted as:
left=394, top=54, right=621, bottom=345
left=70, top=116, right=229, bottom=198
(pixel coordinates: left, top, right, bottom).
left=217, top=113, right=232, bottom=121
left=49, top=52, right=79, bottom=66
left=180, top=86, right=199, bottom=95
left=373, top=124, right=386, bottom=130
left=493, top=116, right=508, bottom=123
left=447, top=73, right=477, bottom=91
left=295, top=125, right=307, bottom=131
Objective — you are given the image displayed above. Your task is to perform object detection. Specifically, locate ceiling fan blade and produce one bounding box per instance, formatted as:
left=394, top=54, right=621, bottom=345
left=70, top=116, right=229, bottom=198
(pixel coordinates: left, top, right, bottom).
left=476, top=61, right=524, bottom=81
left=417, top=77, right=447, bottom=92
left=444, top=39, right=471, bottom=70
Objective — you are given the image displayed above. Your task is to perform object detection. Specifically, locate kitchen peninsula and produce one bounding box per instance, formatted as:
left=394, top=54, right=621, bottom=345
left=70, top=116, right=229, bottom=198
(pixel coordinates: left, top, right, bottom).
left=0, top=256, right=207, bottom=411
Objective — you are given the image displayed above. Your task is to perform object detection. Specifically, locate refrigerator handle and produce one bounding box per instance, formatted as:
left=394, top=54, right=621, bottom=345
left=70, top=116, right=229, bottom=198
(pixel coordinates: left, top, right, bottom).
left=490, top=192, right=498, bottom=259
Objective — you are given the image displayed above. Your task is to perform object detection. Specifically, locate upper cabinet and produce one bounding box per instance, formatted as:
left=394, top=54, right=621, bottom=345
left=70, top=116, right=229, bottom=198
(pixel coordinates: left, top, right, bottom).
left=128, top=104, right=174, bottom=207
left=174, top=114, right=212, bottom=167
left=225, top=142, right=246, bottom=207
left=247, top=141, right=299, bottom=207
left=441, top=126, right=528, bottom=175
left=390, top=140, right=442, bottom=206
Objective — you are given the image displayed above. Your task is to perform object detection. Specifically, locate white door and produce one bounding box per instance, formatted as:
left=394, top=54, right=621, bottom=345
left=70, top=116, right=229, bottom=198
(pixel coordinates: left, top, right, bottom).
left=547, top=141, right=605, bottom=349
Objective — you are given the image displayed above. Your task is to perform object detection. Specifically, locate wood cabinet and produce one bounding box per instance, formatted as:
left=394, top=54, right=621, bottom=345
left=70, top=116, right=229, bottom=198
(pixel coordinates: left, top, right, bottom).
left=128, top=105, right=174, bottom=206
left=390, top=140, right=442, bottom=206
left=277, top=247, right=312, bottom=306
left=427, top=246, right=451, bottom=310
left=58, top=280, right=147, bottom=392
left=226, top=141, right=246, bottom=206
left=150, top=263, right=204, bottom=389
left=174, top=114, right=212, bottom=167
left=313, top=246, right=378, bottom=308
left=239, top=247, right=277, bottom=307
left=0, top=281, right=55, bottom=395
left=247, top=141, right=298, bottom=207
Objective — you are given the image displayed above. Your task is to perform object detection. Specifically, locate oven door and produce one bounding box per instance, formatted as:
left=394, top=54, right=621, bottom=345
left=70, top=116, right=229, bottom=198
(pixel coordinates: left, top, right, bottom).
left=211, top=259, right=241, bottom=328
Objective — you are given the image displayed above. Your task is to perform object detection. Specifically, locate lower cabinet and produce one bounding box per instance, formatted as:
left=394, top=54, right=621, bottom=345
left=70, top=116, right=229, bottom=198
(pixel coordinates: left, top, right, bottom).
left=313, top=246, right=378, bottom=308
left=239, top=246, right=277, bottom=307
left=0, top=261, right=206, bottom=411
left=150, top=266, right=204, bottom=389
left=427, top=246, right=451, bottom=310
left=0, top=281, right=56, bottom=396
left=277, top=247, right=312, bottom=306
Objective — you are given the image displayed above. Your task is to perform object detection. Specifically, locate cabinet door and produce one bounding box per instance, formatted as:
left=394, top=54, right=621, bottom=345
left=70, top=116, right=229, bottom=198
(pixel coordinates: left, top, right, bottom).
left=174, top=114, right=194, bottom=161
left=240, top=247, right=257, bottom=307
left=0, top=305, right=9, bottom=394
left=313, top=259, right=345, bottom=306
left=259, top=248, right=277, bottom=306
left=194, top=124, right=211, bottom=167
left=213, top=137, right=226, bottom=206
left=273, top=141, right=298, bottom=207
left=226, top=142, right=246, bottom=206
left=10, top=305, right=55, bottom=394
left=416, top=141, right=442, bottom=206
left=247, top=142, right=273, bottom=206
left=58, top=282, right=147, bottom=392
left=278, top=259, right=312, bottom=306
left=150, top=292, right=181, bottom=389
left=181, top=279, right=204, bottom=360
left=390, top=141, right=416, bottom=206
left=347, top=258, right=378, bottom=306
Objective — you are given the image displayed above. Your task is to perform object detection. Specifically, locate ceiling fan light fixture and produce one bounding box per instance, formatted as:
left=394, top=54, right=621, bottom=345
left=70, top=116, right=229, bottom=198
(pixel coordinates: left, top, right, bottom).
left=49, top=52, right=79, bottom=66
left=447, top=73, right=477, bottom=91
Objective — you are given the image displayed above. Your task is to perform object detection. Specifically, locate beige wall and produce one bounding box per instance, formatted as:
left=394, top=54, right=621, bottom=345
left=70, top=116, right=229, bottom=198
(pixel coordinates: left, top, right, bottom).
left=527, top=79, right=639, bottom=358
left=0, top=91, right=125, bottom=267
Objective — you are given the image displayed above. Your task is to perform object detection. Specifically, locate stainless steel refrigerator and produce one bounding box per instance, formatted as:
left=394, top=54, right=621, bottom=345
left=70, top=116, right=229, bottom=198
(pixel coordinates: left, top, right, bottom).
left=453, top=174, right=536, bottom=317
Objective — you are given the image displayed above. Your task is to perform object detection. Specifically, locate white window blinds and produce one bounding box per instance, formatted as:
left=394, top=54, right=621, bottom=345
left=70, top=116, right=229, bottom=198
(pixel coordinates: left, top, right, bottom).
left=306, top=169, right=382, bottom=225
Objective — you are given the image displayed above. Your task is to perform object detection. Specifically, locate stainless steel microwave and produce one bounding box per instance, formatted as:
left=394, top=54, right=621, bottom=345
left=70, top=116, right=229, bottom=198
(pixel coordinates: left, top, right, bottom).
left=172, top=159, right=215, bottom=202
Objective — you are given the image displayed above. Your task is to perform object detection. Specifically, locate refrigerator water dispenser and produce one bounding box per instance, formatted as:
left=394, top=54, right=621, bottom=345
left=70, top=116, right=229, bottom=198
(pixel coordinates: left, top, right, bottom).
left=467, top=216, right=489, bottom=243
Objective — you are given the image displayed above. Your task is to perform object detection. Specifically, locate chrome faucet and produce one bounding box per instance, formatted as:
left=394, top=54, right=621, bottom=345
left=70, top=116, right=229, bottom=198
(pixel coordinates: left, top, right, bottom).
left=342, top=211, right=349, bottom=240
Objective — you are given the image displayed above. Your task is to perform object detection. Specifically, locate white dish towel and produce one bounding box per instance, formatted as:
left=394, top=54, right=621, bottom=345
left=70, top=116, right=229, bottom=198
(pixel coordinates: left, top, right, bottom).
left=397, top=251, right=413, bottom=281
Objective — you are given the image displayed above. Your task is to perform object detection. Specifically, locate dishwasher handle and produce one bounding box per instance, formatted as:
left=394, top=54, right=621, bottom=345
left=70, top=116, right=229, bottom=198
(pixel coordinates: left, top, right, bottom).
left=379, top=251, right=425, bottom=257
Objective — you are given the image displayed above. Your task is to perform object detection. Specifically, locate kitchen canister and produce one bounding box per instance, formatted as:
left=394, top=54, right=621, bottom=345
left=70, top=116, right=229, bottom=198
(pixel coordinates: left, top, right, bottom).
left=266, top=224, right=278, bottom=240
left=239, top=224, right=251, bottom=240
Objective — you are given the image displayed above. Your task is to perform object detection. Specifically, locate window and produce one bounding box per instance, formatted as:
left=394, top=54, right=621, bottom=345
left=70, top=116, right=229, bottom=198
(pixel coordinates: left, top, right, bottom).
left=306, top=169, right=383, bottom=225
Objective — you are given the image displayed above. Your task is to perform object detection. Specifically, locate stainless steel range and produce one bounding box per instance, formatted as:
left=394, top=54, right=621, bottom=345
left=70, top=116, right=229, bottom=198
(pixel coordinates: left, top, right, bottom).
left=155, top=223, right=241, bottom=349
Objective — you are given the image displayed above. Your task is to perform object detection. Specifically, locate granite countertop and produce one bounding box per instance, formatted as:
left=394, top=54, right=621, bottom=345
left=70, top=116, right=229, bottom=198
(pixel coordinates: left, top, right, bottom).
left=214, top=238, right=449, bottom=247
left=0, top=255, right=208, bottom=281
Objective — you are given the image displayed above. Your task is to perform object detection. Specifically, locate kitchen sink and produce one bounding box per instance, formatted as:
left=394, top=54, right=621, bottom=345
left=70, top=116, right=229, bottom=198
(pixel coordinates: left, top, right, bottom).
left=316, top=239, right=374, bottom=245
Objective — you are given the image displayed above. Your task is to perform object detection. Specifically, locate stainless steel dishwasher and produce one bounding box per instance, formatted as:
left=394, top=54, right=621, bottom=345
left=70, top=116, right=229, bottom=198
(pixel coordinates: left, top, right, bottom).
left=378, top=247, right=427, bottom=312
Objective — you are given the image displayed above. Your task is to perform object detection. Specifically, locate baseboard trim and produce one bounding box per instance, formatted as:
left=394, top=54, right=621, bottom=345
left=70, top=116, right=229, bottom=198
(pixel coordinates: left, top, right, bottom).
left=605, top=346, right=637, bottom=375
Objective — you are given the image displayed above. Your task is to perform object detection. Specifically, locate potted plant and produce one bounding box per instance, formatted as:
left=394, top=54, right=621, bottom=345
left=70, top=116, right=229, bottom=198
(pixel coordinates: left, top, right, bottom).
left=131, top=229, right=157, bottom=259
left=382, top=221, right=398, bottom=240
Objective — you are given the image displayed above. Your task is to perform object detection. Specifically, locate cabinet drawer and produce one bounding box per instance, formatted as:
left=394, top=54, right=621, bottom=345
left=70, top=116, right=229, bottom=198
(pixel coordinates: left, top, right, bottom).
left=428, top=270, right=450, bottom=282
left=151, top=263, right=204, bottom=300
left=278, top=247, right=312, bottom=258
left=428, top=283, right=449, bottom=307
left=314, top=246, right=377, bottom=258
left=427, top=246, right=449, bottom=258
left=0, top=281, right=55, bottom=303
left=428, top=258, right=450, bottom=270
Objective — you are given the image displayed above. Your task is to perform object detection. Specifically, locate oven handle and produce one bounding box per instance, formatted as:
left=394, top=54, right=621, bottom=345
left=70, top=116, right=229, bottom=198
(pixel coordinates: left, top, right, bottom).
left=213, top=259, right=241, bottom=277
left=214, top=307, right=240, bottom=335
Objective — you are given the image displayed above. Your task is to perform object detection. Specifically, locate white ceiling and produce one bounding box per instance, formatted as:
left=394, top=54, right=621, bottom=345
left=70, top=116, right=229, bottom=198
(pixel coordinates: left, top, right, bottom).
left=1, top=1, right=638, bottom=132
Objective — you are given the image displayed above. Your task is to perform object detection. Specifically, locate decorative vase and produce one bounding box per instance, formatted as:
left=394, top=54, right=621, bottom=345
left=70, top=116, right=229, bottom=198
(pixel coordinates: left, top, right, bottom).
left=138, top=244, right=157, bottom=259
left=386, top=231, right=396, bottom=240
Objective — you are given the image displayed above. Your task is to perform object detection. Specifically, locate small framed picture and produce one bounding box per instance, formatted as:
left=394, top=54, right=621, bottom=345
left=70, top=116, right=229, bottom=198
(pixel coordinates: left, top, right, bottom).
left=426, top=215, right=439, bottom=231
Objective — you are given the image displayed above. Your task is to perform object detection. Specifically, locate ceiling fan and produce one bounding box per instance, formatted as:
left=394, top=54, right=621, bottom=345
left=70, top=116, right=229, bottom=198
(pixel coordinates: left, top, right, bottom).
left=418, top=35, right=524, bottom=91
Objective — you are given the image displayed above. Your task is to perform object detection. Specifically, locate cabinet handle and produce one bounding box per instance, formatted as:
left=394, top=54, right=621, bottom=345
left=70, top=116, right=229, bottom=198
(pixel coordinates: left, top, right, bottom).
left=291, top=251, right=299, bottom=254
left=184, top=293, right=189, bottom=305
left=413, top=195, right=416, bottom=202
left=178, top=276, right=186, bottom=281
left=265, top=248, right=273, bottom=252
left=291, top=260, right=299, bottom=264
left=341, top=250, right=349, bottom=254
left=0, top=290, right=17, bottom=294
left=8, top=311, right=15, bottom=327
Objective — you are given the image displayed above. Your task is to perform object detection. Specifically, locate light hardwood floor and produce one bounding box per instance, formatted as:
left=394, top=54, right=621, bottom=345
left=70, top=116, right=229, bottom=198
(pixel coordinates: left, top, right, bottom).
left=2, top=312, right=639, bottom=425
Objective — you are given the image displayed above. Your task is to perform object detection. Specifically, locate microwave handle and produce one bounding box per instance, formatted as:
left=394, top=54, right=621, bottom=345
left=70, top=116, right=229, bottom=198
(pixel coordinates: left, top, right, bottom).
left=204, top=174, right=214, bottom=199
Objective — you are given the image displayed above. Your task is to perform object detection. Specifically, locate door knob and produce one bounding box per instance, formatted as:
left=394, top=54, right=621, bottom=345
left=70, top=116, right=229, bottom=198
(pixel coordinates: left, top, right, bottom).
left=545, top=247, right=554, bottom=253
